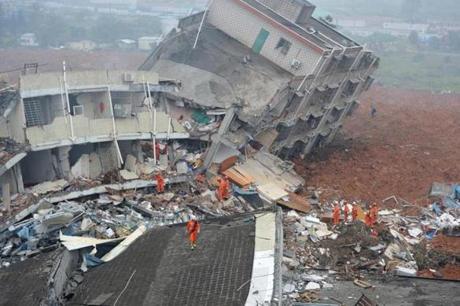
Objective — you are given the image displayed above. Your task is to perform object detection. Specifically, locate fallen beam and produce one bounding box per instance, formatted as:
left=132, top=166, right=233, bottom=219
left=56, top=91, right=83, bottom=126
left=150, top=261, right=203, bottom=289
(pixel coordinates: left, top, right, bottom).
left=46, top=175, right=191, bottom=204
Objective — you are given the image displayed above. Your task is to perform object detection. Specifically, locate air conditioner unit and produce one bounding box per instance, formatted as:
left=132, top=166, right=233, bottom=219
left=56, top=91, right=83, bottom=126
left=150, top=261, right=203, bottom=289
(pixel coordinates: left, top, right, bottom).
left=291, top=59, right=302, bottom=70
left=123, top=72, right=134, bottom=82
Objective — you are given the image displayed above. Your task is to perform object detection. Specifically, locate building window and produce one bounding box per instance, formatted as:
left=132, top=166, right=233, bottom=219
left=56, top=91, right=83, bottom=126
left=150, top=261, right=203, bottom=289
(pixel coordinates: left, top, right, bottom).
left=73, top=105, right=84, bottom=116
left=275, top=38, right=292, bottom=55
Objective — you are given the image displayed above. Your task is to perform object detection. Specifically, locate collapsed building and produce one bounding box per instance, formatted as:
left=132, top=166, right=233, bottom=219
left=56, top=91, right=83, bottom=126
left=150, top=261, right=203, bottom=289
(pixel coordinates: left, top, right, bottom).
left=140, top=0, right=379, bottom=162
left=0, top=0, right=378, bottom=204
left=0, top=0, right=381, bottom=305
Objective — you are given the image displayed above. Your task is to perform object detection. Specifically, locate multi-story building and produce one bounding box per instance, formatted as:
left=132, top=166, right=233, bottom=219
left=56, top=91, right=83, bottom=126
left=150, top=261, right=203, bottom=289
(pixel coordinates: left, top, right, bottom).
left=0, top=69, right=187, bottom=194
left=140, top=0, right=378, bottom=165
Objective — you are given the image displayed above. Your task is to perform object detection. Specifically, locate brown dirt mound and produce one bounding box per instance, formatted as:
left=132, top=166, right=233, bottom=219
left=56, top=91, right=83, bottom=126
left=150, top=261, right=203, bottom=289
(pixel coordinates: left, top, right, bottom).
left=297, top=86, right=460, bottom=204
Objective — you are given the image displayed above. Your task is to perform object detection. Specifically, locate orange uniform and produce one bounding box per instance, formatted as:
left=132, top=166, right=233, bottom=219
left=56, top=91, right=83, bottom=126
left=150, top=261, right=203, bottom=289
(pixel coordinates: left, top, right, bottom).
left=343, top=203, right=349, bottom=222
left=216, top=176, right=230, bottom=202
left=352, top=204, right=358, bottom=221
left=155, top=174, right=165, bottom=193
left=370, top=204, right=379, bottom=225
left=365, top=211, right=372, bottom=227
left=333, top=205, right=340, bottom=225
left=186, top=219, right=201, bottom=249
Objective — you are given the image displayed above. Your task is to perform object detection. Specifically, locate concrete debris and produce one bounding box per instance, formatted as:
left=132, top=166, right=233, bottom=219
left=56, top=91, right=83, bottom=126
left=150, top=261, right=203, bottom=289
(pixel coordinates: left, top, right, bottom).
left=30, top=179, right=69, bottom=195
left=282, top=187, right=460, bottom=304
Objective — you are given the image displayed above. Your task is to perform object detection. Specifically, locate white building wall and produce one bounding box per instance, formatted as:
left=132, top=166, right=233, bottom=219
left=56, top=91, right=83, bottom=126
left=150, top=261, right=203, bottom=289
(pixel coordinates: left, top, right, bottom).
left=0, top=118, right=8, bottom=138
left=207, top=0, right=322, bottom=76
left=258, top=0, right=303, bottom=22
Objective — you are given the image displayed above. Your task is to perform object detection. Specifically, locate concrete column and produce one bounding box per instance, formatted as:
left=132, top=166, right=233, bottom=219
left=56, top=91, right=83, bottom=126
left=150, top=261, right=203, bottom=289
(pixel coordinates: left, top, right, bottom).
left=13, top=164, right=24, bottom=193
left=132, top=141, right=144, bottom=163
left=57, top=146, right=72, bottom=179
left=2, top=183, right=11, bottom=215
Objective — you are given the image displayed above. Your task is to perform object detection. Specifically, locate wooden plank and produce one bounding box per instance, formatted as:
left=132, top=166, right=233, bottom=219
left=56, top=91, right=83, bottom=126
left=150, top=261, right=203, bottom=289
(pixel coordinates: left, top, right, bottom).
left=222, top=168, right=254, bottom=187
left=219, top=156, right=238, bottom=173
left=277, top=192, right=310, bottom=213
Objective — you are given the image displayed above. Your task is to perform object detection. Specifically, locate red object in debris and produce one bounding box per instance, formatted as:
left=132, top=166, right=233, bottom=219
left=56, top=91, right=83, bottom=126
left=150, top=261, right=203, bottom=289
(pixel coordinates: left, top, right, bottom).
left=155, top=174, right=165, bottom=193
left=155, top=143, right=161, bottom=159
left=99, top=102, right=106, bottom=113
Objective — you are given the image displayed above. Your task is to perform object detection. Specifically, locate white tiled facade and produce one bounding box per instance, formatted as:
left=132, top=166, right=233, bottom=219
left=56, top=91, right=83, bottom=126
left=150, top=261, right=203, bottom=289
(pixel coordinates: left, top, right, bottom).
left=207, top=0, right=322, bottom=76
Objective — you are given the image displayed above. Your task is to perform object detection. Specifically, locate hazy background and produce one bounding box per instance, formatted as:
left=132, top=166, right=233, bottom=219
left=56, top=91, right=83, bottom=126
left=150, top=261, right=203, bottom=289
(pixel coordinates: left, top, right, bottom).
left=1, top=0, right=459, bottom=92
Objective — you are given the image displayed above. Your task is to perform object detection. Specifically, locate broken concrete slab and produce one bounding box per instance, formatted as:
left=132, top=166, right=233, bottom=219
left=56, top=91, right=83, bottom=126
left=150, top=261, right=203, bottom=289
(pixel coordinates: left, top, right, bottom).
left=101, top=225, right=146, bottom=262
left=60, top=232, right=124, bottom=251
left=119, top=170, right=139, bottom=181
left=30, top=179, right=69, bottom=195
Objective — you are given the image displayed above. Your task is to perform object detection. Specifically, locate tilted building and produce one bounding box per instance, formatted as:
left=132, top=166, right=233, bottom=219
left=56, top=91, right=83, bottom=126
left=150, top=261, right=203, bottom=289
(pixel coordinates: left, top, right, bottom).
left=140, top=0, right=378, bottom=163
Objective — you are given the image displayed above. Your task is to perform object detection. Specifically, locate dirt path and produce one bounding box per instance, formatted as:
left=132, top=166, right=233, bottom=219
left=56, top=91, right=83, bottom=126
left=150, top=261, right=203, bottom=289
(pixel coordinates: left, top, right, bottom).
left=296, top=86, right=460, bottom=204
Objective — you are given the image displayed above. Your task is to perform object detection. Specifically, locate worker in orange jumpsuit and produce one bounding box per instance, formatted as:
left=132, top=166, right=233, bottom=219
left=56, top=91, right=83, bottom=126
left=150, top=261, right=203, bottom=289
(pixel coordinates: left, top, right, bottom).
left=332, top=203, right=341, bottom=225
left=370, top=203, right=379, bottom=226
left=222, top=176, right=230, bottom=199
left=186, top=217, right=201, bottom=250
left=155, top=172, right=165, bottom=193
left=216, top=176, right=230, bottom=202
left=343, top=202, right=350, bottom=223
left=352, top=202, right=358, bottom=222
left=364, top=211, right=372, bottom=227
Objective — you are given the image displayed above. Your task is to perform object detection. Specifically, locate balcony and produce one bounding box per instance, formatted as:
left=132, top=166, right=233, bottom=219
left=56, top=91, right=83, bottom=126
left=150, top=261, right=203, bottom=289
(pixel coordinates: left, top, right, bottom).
left=26, top=111, right=187, bottom=151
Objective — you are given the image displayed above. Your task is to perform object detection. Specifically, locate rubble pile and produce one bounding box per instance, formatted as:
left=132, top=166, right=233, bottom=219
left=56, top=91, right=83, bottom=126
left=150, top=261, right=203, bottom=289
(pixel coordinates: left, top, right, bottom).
left=0, top=138, right=25, bottom=166
left=0, top=87, right=18, bottom=116
left=281, top=188, right=460, bottom=304
left=0, top=177, right=260, bottom=269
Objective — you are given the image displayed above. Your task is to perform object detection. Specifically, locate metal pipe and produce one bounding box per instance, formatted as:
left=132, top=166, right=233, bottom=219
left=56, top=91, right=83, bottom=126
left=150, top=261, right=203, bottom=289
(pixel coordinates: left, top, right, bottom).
left=62, top=61, right=75, bottom=139
left=193, top=0, right=215, bottom=49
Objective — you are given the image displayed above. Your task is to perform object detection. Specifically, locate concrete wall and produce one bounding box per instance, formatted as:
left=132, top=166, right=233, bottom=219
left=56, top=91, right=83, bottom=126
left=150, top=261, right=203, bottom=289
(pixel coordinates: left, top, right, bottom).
left=0, top=167, right=22, bottom=195
left=8, top=99, right=26, bottom=143
left=0, top=118, right=9, bottom=138
left=75, top=91, right=111, bottom=120
left=208, top=0, right=322, bottom=76
left=20, top=150, right=57, bottom=185
left=25, top=108, right=185, bottom=149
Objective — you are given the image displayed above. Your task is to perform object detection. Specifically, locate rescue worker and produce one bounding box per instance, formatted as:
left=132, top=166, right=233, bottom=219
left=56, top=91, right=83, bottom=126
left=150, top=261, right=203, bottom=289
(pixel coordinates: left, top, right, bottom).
left=222, top=175, right=230, bottom=199
left=186, top=217, right=201, bottom=250
left=343, top=201, right=350, bottom=223
left=216, top=176, right=230, bottom=202
left=370, top=203, right=379, bottom=226
left=364, top=210, right=372, bottom=227
left=155, top=172, right=165, bottom=193
left=332, top=203, right=341, bottom=225
left=352, top=202, right=359, bottom=222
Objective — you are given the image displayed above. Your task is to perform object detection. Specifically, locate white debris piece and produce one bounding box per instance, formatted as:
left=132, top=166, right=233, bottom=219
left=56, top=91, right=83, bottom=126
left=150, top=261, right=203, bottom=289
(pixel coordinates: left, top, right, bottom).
left=408, top=227, right=423, bottom=238
left=305, top=282, right=321, bottom=290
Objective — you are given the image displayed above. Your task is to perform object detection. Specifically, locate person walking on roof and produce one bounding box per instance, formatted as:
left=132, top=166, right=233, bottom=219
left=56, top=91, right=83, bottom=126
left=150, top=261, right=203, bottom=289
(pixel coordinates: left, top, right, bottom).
left=186, top=217, right=201, bottom=250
